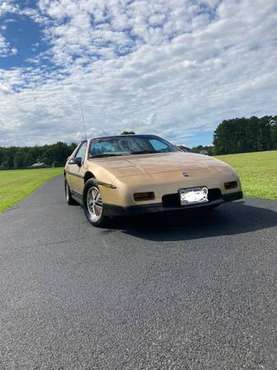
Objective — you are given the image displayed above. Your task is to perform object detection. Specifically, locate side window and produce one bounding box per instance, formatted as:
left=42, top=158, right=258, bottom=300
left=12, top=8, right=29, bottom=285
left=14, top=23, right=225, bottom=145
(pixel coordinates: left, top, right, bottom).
left=75, top=142, right=87, bottom=161
left=149, top=139, right=169, bottom=152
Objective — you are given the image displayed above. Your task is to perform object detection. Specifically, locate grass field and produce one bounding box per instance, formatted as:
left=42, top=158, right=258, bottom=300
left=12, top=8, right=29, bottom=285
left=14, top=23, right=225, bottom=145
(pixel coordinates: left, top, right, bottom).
left=217, top=150, right=277, bottom=200
left=0, top=168, right=62, bottom=213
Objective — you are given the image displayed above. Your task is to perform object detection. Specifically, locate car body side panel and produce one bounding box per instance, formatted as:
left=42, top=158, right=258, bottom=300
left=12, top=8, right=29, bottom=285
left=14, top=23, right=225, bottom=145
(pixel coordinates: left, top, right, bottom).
left=66, top=163, right=84, bottom=193
left=65, top=141, right=88, bottom=194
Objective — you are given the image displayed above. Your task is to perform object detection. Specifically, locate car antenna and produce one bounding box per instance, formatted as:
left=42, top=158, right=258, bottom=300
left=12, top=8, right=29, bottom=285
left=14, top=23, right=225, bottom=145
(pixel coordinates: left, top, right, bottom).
left=78, top=98, right=88, bottom=141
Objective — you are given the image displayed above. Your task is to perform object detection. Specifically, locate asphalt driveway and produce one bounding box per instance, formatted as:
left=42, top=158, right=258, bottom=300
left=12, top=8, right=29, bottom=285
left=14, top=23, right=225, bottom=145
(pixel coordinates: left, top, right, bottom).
left=0, top=176, right=277, bottom=369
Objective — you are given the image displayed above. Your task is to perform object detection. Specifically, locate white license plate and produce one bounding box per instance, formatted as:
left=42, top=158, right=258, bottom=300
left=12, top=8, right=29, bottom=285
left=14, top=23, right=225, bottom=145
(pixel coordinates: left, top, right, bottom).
left=179, top=187, right=209, bottom=205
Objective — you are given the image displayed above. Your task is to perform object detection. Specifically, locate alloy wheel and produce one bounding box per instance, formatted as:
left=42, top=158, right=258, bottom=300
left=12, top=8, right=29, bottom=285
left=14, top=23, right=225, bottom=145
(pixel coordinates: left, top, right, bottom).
left=86, top=186, right=103, bottom=222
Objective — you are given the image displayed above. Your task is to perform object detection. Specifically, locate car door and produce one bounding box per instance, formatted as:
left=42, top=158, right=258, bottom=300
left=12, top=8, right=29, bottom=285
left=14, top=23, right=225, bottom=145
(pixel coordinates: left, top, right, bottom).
left=67, top=141, right=88, bottom=194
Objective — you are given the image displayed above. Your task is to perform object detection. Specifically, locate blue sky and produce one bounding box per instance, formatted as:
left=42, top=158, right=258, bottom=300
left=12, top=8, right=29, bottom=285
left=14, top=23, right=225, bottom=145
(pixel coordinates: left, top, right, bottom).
left=0, top=0, right=277, bottom=147
left=0, top=13, right=47, bottom=69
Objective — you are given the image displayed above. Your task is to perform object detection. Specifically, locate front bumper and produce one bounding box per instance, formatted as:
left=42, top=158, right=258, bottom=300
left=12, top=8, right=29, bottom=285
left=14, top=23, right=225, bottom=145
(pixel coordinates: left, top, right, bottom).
left=104, top=190, right=243, bottom=217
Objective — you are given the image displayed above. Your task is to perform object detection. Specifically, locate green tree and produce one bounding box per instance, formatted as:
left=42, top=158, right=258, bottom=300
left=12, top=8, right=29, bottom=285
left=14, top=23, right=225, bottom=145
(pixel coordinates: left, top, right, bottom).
left=121, top=131, right=135, bottom=135
left=13, top=149, right=25, bottom=169
left=214, top=116, right=276, bottom=154
left=0, top=142, right=77, bottom=169
left=270, top=117, right=277, bottom=149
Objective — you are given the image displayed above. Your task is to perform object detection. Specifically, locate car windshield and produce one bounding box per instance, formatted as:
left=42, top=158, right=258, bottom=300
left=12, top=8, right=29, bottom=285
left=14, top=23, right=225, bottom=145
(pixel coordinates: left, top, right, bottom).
left=89, top=136, right=178, bottom=158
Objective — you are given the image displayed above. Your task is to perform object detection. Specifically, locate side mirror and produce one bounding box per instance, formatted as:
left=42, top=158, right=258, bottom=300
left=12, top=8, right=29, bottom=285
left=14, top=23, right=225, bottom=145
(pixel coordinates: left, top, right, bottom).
left=68, top=157, right=82, bottom=166
left=74, top=157, right=83, bottom=167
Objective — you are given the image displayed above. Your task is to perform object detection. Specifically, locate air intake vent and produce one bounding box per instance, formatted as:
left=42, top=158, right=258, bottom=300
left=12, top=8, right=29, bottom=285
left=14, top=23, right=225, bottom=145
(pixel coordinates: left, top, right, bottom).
left=134, top=192, right=155, bottom=201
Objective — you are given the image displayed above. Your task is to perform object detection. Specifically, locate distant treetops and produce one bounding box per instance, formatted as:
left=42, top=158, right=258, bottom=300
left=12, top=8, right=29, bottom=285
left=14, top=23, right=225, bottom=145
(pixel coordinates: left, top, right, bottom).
left=1, top=116, right=276, bottom=170
left=0, top=142, right=77, bottom=170
left=213, top=115, right=277, bottom=155
left=120, top=131, right=135, bottom=135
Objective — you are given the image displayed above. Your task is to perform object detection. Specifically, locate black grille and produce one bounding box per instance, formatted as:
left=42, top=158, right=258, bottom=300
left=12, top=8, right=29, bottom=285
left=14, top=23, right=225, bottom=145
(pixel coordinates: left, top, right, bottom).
left=162, top=188, right=222, bottom=208
left=208, top=188, right=222, bottom=201
left=162, top=193, right=180, bottom=207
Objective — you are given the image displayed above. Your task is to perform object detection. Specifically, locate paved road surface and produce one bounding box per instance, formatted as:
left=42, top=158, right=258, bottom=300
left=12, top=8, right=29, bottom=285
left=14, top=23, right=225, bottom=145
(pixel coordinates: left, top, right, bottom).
left=0, top=176, right=277, bottom=369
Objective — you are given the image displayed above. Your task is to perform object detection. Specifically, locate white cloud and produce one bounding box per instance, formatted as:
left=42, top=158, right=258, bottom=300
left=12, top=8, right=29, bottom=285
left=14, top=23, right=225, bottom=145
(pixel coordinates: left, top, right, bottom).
left=0, top=0, right=277, bottom=146
left=0, top=31, right=17, bottom=57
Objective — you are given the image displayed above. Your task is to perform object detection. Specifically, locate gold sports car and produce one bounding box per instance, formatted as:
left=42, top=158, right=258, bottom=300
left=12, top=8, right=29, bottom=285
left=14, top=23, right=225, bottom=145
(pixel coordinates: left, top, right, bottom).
left=64, top=134, right=243, bottom=226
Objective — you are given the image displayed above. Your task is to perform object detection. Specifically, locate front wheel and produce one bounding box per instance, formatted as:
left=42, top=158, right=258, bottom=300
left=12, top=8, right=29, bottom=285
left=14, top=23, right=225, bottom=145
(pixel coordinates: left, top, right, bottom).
left=83, top=179, right=107, bottom=227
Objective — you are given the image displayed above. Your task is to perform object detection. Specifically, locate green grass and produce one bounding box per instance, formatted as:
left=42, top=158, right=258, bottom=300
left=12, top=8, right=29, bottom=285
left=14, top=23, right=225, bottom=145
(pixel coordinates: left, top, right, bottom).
left=0, top=167, right=63, bottom=213
left=216, top=150, right=277, bottom=200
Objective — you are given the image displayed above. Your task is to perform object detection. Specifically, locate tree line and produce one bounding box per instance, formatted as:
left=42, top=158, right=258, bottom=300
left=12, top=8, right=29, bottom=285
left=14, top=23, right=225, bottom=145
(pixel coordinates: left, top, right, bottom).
left=213, top=115, right=277, bottom=155
left=0, top=115, right=276, bottom=169
left=0, top=142, right=77, bottom=169
left=190, top=115, right=277, bottom=155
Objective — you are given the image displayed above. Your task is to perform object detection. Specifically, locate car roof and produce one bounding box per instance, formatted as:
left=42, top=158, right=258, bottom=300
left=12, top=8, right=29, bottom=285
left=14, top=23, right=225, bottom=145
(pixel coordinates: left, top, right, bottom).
left=89, top=134, right=160, bottom=141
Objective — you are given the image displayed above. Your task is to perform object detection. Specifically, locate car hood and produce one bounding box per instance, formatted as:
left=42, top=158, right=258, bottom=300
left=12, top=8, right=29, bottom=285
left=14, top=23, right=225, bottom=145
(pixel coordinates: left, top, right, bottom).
left=90, top=152, right=234, bottom=179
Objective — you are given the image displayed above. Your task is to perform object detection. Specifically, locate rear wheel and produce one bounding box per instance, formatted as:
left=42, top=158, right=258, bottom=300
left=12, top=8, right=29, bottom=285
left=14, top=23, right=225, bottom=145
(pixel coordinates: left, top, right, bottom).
left=83, top=179, right=107, bottom=227
left=65, top=179, right=77, bottom=205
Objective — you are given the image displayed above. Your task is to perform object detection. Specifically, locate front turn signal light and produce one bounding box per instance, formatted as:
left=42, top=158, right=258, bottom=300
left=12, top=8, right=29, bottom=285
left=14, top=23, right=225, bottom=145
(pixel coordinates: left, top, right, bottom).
left=224, top=181, right=238, bottom=190
left=134, top=192, right=155, bottom=201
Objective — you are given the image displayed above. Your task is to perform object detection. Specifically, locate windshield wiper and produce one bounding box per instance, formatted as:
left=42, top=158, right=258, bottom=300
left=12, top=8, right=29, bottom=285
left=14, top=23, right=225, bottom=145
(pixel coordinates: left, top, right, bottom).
left=90, top=153, right=127, bottom=158
left=90, top=150, right=158, bottom=158
left=130, top=150, right=157, bottom=155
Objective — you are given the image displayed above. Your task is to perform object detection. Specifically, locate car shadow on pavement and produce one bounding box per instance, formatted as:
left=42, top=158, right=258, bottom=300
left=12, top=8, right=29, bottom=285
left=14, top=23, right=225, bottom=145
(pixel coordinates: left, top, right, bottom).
left=106, top=201, right=277, bottom=241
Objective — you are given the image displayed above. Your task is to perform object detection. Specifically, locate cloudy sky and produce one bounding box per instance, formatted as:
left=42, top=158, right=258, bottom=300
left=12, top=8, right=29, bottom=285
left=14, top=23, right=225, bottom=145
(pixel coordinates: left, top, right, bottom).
left=0, top=0, right=277, bottom=147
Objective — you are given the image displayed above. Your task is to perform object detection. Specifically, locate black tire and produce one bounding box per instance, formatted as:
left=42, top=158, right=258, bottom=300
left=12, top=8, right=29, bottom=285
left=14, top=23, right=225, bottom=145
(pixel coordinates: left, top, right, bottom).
left=65, top=179, right=77, bottom=205
left=83, top=179, right=107, bottom=227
